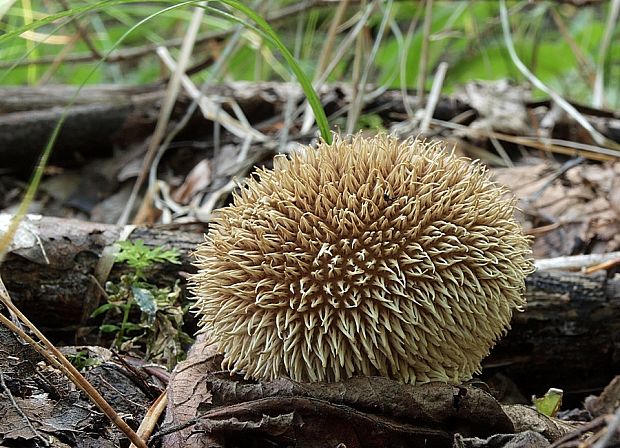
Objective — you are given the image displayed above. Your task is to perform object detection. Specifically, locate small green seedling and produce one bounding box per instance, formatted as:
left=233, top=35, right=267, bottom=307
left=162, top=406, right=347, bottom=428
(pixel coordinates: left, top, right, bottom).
left=357, top=113, right=385, bottom=131
left=533, top=388, right=563, bottom=417
left=67, top=350, right=102, bottom=371
left=114, top=239, right=181, bottom=280
left=92, top=240, right=191, bottom=370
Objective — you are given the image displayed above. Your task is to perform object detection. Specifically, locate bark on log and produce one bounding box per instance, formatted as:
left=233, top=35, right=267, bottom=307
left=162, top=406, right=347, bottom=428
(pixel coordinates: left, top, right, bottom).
left=0, top=85, right=166, bottom=172
left=485, top=270, right=620, bottom=399
left=0, top=214, right=204, bottom=332
left=1, top=215, right=618, bottom=397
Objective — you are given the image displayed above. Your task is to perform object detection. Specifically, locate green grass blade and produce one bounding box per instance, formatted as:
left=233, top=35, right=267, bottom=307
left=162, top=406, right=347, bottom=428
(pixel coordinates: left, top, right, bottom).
left=215, top=0, right=332, bottom=143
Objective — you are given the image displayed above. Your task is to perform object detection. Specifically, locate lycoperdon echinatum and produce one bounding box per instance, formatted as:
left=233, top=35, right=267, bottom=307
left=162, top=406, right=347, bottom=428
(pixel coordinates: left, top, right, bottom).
left=192, top=134, right=534, bottom=384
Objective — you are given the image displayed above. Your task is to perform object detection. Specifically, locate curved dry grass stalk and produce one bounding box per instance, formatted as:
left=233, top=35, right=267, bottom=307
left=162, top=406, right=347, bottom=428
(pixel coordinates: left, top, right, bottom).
left=118, top=4, right=206, bottom=226
left=593, top=0, right=620, bottom=109
left=499, top=0, right=620, bottom=151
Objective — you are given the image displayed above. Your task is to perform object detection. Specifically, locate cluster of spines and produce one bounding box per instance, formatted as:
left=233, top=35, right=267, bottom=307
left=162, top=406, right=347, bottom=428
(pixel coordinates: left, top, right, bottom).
left=192, top=134, right=534, bottom=384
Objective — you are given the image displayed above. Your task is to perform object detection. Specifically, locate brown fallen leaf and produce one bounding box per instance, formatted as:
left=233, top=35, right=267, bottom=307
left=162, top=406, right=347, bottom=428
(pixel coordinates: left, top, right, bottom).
left=161, top=335, right=515, bottom=448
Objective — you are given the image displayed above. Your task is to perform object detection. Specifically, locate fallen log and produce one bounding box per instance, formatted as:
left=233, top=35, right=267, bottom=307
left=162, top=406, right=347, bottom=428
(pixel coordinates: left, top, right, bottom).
left=0, top=82, right=467, bottom=172
left=0, top=215, right=618, bottom=398
left=0, top=214, right=203, bottom=332
left=2, top=82, right=619, bottom=175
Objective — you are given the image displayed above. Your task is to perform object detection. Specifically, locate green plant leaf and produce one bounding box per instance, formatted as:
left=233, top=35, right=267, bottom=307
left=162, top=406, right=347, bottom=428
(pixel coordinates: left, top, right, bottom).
left=121, top=322, right=145, bottom=331
left=91, top=303, right=119, bottom=318
left=100, top=324, right=120, bottom=333
left=533, top=388, right=563, bottom=417
left=115, top=240, right=180, bottom=276
left=131, top=286, right=157, bottom=317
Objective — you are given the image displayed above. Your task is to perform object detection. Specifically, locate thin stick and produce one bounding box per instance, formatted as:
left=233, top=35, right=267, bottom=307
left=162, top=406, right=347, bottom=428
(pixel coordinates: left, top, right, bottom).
left=143, top=11, right=254, bottom=223
left=118, top=4, right=206, bottom=226
left=0, top=278, right=147, bottom=448
left=585, top=258, right=620, bottom=275
left=131, top=391, right=169, bottom=448
left=489, top=136, right=514, bottom=167
left=156, top=47, right=267, bottom=141
left=0, top=369, right=49, bottom=446
left=534, top=251, right=620, bottom=272
left=37, top=33, right=79, bottom=85
left=592, top=406, right=620, bottom=448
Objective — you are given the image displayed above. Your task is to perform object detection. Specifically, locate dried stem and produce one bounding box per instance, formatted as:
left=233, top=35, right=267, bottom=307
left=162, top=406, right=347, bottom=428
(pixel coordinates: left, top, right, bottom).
left=0, top=277, right=147, bottom=448
left=118, top=4, right=205, bottom=226
left=499, top=0, right=619, bottom=150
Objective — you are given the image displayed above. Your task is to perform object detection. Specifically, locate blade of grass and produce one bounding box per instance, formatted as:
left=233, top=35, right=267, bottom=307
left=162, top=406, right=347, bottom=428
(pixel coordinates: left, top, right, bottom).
left=499, top=0, right=619, bottom=150
left=124, top=0, right=331, bottom=225
left=420, top=61, right=448, bottom=133
left=216, top=0, right=331, bottom=142
left=593, top=0, right=620, bottom=108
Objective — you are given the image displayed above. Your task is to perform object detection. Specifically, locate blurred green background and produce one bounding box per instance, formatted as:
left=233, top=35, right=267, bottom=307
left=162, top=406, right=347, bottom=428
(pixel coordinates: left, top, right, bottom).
left=1, top=1, right=618, bottom=107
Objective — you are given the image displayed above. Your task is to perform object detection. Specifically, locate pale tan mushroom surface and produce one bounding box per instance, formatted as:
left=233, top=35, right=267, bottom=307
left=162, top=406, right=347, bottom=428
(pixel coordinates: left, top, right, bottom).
left=192, top=134, right=534, bottom=384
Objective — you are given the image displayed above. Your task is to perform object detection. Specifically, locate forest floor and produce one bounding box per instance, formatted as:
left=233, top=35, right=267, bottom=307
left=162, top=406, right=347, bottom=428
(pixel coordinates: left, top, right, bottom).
left=0, top=80, right=619, bottom=447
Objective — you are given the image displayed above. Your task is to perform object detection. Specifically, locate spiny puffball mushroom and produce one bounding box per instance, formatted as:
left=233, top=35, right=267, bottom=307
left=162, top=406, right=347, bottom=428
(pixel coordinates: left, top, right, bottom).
left=192, top=134, right=534, bottom=385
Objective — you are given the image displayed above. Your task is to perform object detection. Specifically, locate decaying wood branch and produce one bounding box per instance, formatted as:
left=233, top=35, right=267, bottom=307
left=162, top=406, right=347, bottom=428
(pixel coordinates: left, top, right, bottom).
left=486, top=269, right=620, bottom=397
left=2, top=82, right=619, bottom=174
left=0, top=82, right=464, bottom=172
left=1, top=215, right=618, bottom=397
left=0, top=214, right=203, bottom=331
